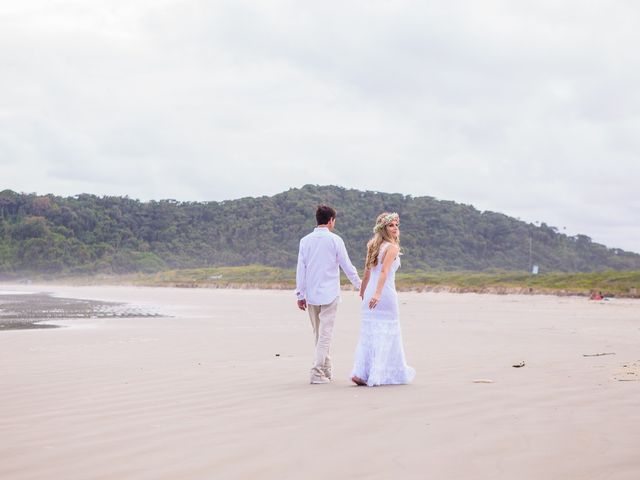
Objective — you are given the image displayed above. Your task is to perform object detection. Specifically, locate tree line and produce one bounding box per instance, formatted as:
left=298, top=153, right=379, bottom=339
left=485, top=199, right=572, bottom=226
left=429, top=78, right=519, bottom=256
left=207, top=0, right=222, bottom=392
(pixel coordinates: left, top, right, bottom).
left=1, top=185, right=639, bottom=276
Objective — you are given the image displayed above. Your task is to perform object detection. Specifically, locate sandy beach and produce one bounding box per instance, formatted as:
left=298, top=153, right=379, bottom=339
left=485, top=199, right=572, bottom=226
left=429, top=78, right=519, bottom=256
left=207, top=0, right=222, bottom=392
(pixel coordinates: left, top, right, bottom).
left=1, top=285, right=640, bottom=480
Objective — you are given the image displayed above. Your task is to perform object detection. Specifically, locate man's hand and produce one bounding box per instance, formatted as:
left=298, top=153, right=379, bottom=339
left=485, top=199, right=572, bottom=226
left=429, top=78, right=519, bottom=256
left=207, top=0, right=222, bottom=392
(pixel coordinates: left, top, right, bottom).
left=297, top=299, right=307, bottom=311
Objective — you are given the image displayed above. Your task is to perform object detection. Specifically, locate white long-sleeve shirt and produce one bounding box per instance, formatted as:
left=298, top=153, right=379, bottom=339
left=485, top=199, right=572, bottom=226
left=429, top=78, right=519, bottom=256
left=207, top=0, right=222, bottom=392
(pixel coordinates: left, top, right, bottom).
left=295, top=227, right=362, bottom=305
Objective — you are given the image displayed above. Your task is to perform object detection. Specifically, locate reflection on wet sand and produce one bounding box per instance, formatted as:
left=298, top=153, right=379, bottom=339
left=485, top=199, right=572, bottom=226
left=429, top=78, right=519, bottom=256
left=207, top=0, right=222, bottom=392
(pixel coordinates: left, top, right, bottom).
left=0, top=292, right=163, bottom=330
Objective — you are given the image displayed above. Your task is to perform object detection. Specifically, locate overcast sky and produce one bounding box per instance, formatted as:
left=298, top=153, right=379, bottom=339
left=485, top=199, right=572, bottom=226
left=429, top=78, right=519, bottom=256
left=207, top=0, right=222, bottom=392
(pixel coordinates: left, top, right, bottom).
left=1, top=1, right=639, bottom=252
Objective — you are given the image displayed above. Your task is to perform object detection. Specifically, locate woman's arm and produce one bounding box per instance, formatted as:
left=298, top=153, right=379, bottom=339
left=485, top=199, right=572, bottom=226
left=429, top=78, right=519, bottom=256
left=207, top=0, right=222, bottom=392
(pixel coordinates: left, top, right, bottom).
left=359, top=268, right=371, bottom=299
left=369, top=244, right=400, bottom=309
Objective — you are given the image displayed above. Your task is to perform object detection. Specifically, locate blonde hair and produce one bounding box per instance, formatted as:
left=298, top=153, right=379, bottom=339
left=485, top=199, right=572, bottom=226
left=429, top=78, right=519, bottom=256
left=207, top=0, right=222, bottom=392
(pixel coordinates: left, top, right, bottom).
left=365, top=212, right=400, bottom=269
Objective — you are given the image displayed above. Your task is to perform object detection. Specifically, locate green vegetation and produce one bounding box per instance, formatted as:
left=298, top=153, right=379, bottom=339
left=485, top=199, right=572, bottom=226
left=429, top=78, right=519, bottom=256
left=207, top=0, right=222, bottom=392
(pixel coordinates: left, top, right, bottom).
left=57, top=266, right=640, bottom=298
left=1, top=185, right=639, bottom=277
left=144, top=265, right=296, bottom=287
left=395, top=270, right=640, bottom=297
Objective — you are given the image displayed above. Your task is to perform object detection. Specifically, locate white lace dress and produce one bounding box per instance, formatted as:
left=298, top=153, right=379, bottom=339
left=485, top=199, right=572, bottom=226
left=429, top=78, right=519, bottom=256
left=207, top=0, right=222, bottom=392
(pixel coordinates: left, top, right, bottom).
left=351, top=244, right=416, bottom=386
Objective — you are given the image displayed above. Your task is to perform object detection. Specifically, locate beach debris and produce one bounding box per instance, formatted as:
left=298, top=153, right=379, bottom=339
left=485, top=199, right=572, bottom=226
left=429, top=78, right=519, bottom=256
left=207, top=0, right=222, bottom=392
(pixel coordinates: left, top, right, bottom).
left=512, top=361, right=525, bottom=368
left=275, top=353, right=280, bottom=357
left=613, top=361, right=640, bottom=381
left=473, top=379, right=494, bottom=383
left=583, top=352, right=616, bottom=357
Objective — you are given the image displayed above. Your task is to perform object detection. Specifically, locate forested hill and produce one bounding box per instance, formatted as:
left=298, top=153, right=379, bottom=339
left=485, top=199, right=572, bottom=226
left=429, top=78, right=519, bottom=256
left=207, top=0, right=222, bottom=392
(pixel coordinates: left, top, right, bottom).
left=1, top=185, right=639, bottom=276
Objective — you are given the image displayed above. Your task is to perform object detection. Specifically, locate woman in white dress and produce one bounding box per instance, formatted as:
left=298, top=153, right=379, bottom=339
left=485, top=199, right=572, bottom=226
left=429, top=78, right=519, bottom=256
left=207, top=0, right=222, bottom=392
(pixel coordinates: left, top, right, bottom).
left=351, top=212, right=415, bottom=386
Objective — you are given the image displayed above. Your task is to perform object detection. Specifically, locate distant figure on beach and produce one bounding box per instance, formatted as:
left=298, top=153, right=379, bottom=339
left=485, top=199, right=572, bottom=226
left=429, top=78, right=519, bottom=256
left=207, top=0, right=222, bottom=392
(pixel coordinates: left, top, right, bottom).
left=351, top=212, right=415, bottom=387
left=589, top=291, right=603, bottom=301
left=295, top=205, right=362, bottom=384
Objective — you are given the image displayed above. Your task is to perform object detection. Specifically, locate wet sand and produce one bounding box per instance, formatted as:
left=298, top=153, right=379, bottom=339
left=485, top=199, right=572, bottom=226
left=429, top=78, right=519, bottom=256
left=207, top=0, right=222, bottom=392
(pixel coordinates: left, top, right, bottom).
left=1, top=284, right=640, bottom=479
left=0, top=291, right=163, bottom=330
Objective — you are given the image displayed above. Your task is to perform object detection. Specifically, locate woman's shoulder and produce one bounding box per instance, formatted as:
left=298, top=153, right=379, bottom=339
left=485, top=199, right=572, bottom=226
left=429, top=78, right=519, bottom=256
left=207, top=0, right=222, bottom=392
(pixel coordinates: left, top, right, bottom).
left=381, top=241, right=400, bottom=253
left=379, top=242, right=400, bottom=262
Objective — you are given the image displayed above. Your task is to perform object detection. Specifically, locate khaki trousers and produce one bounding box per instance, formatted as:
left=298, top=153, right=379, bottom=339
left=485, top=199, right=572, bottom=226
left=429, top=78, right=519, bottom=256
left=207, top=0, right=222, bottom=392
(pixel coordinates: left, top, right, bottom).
left=307, top=297, right=339, bottom=379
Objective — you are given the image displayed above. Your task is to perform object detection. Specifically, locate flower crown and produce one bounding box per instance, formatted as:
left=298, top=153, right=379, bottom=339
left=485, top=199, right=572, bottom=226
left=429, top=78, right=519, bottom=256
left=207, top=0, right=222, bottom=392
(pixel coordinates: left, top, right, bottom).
left=373, top=212, right=399, bottom=233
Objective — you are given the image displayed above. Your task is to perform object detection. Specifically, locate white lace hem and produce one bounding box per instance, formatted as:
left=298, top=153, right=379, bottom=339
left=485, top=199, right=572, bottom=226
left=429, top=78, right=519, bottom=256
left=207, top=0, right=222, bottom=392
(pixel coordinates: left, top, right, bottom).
left=351, top=318, right=415, bottom=387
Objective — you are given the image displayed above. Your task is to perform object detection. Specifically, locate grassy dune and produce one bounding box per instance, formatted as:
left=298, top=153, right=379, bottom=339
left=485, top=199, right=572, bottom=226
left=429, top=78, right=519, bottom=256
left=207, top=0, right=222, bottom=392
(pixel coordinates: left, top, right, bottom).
left=395, top=270, right=640, bottom=297
left=79, top=266, right=640, bottom=298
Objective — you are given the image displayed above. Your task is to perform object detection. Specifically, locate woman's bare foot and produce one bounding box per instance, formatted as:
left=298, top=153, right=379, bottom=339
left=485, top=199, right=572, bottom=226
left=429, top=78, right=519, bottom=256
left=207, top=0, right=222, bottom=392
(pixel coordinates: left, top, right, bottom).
left=351, top=376, right=367, bottom=386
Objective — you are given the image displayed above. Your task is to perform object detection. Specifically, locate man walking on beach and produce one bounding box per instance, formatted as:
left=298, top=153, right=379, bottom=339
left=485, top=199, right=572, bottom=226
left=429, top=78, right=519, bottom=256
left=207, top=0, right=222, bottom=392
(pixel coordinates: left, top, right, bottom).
left=296, top=205, right=362, bottom=384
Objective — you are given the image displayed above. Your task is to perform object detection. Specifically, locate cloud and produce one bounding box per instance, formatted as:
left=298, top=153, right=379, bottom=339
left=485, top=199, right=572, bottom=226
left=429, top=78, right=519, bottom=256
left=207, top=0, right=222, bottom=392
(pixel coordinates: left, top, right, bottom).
left=1, top=0, right=639, bottom=252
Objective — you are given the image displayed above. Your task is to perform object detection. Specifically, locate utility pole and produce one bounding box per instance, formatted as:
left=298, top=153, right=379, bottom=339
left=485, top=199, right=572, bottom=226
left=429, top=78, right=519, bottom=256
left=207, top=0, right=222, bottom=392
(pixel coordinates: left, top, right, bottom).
left=528, top=234, right=532, bottom=272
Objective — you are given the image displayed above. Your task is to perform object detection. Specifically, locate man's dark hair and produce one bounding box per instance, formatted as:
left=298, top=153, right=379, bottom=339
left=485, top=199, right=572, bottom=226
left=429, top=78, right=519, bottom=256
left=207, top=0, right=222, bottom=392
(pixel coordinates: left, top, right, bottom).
left=316, top=205, right=336, bottom=225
